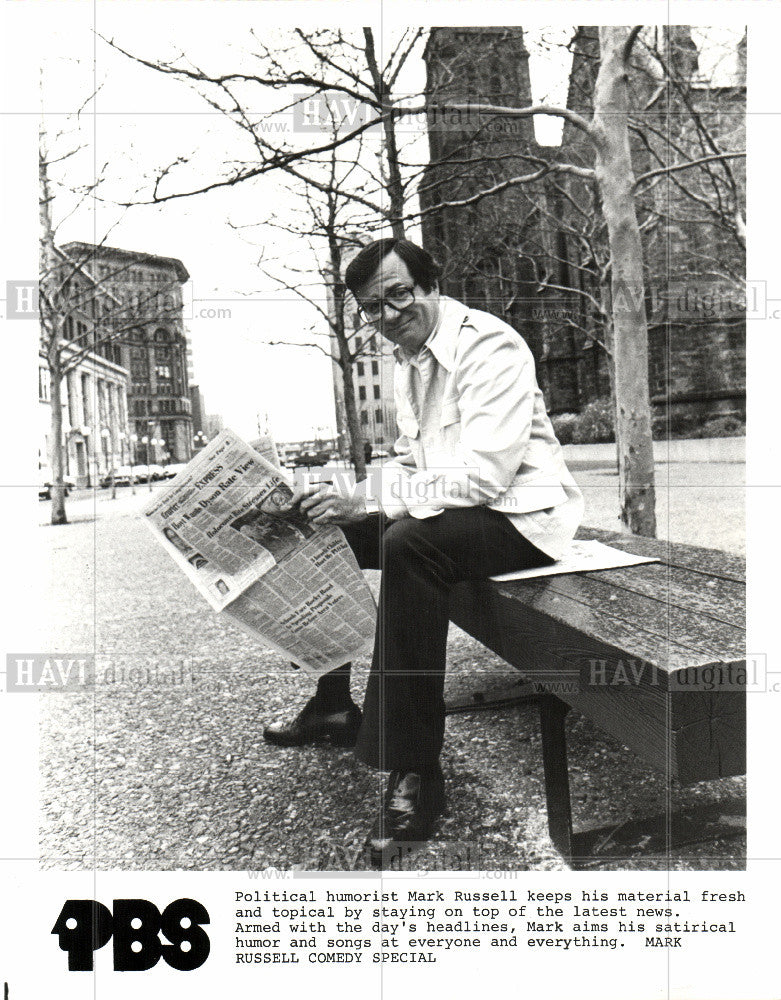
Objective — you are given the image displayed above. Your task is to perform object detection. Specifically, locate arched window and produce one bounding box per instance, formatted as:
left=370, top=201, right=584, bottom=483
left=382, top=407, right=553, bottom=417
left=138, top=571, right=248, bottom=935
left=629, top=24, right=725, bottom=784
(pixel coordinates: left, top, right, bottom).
left=155, top=328, right=170, bottom=343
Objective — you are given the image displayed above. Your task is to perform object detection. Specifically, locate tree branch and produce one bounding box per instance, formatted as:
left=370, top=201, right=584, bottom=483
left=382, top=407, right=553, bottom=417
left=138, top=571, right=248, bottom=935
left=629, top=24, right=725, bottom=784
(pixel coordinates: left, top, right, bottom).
left=634, top=150, right=746, bottom=188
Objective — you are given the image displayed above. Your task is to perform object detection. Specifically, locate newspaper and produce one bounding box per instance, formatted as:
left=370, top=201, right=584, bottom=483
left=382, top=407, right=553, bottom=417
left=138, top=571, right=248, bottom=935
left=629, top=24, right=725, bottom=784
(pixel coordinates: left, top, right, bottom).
left=143, top=429, right=376, bottom=675
left=490, top=539, right=659, bottom=581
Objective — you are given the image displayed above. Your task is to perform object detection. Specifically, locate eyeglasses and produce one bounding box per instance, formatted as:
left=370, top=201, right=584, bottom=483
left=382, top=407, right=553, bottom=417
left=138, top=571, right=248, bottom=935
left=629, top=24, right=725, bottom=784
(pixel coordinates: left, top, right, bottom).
left=357, top=285, right=416, bottom=323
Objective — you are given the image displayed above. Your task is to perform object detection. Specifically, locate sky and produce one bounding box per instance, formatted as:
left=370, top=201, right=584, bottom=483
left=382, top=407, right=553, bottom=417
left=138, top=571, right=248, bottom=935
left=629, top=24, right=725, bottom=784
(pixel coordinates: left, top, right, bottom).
left=36, top=7, right=583, bottom=442
left=37, top=8, right=741, bottom=442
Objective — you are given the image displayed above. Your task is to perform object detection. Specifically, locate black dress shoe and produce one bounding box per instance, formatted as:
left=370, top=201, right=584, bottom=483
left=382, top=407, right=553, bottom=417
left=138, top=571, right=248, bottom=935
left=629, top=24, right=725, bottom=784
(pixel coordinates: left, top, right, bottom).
left=263, top=696, right=362, bottom=748
left=368, top=768, right=446, bottom=866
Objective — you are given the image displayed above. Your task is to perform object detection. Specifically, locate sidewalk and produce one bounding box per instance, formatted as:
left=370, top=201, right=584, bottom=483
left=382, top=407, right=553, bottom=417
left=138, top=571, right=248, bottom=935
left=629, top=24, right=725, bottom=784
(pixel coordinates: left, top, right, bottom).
left=43, top=451, right=746, bottom=557
left=36, top=457, right=745, bottom=872
left=563, top=435, right=745, bottom=465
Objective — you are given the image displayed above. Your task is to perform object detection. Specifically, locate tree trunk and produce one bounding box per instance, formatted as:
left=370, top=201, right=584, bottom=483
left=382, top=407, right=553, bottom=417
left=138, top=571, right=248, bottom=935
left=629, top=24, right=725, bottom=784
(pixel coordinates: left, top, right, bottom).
left=599, top=281, right=621, bottom=473
left=339, top=346, right=367, bottom=481
left=40, top=141, right=68, bottom=525
left=326, top=246, right=367, bottom=481
left=592, top=28, right=657, bottom=537
left=48, top=351, right=68, bottom=525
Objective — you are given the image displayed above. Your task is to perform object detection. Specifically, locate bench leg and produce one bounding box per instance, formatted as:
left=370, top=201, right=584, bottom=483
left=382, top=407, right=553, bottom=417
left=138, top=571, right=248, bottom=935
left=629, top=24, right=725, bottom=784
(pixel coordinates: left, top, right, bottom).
left=538, top=694, right=573, bottom=861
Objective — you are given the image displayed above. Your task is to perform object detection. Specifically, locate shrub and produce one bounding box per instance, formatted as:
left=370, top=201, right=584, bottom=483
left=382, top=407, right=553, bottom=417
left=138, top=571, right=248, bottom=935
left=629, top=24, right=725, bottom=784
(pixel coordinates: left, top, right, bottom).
left=652, top=412, right=746, bottom=439
left=571, top=397, right=615, bottom=444
left=556, top=399, right=744, bottom=446
left=688, top=415, right=745, bottom=439
left=551, top=411, right=578, bottom=445
left=551, top=398, right=615, bottom=444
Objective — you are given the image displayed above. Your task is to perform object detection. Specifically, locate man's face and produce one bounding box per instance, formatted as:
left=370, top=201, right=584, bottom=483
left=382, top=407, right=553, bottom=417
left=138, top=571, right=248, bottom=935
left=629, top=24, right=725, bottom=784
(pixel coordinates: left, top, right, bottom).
left=354, top=251, right=440, bottom=356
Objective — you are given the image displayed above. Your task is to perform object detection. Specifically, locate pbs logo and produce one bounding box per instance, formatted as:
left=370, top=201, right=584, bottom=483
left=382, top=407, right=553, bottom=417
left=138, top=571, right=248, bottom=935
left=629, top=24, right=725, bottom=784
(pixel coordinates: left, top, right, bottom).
left=52, top=898, right=210, bottom=972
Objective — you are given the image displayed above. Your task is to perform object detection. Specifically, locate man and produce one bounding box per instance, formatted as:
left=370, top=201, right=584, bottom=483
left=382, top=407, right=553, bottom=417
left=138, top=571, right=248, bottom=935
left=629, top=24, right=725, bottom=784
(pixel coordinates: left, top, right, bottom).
left=263, top=237, right=584, bottom=864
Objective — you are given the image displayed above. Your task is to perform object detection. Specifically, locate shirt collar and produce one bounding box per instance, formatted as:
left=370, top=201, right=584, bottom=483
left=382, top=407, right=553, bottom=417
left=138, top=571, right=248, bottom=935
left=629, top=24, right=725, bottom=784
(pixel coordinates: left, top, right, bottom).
left=392, top=296, right=468, bottom=372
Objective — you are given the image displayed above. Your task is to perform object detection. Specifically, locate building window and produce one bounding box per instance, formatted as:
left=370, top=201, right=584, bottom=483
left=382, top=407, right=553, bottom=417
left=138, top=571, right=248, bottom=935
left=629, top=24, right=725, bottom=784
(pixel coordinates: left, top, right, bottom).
left=355, top=336, right=362, bottom=352
left=130, top=348, right=148, bottom=384
left=357, top=362, right=364, bottom=376
left=102, top=342, right=121, bottom=364
left=373, top=384, right=380, bottom=399
left=38, top=365, right=51, bottom=402
left=98, top=381, right=108, bottom=425
left=156, top=364, right=172, bottom=381
left=371, top=361, right=379, bottom=376
left=360, top=411, right=368, bottom=426
left=358, top=385, right=366, bottom=401
left=375, top=409, right=383, bottom=424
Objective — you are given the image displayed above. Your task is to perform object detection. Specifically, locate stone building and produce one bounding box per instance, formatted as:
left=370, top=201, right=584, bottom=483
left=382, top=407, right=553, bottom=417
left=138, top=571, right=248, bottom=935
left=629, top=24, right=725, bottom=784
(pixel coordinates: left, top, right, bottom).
left=558, top=26, right=746, bottom=430
left=189, top=384, right=207, bottom=449
left=204, top=413, right=224, bottom=440
left=346, top=326, right=396, bottom=454
left=420, top=26, right=746, bottom=431
left=61, top=242, right=193, bottom=463
left=328, top=239, right=397, bottom=457
left=39, top=246, right=132, bottom=488
left=38, top=346, right=131, bottom=489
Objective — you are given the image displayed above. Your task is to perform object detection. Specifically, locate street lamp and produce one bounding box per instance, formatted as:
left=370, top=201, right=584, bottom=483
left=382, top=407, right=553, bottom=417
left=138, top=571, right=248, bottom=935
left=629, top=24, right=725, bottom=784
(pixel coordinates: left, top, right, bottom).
left=100, top=428, right=115, bottom=499
left=129, top=433, right=138, bottom=493
left=141, top=435, right=152, bottom=490
left=151, top=438, right=161, bottom=488
left=118, top=430, right=127, bottom=499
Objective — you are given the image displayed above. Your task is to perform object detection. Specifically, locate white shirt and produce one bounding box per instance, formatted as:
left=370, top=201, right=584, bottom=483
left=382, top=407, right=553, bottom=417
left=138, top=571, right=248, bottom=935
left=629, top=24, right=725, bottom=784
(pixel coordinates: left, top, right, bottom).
left=364, top=295, right=584, bottom=560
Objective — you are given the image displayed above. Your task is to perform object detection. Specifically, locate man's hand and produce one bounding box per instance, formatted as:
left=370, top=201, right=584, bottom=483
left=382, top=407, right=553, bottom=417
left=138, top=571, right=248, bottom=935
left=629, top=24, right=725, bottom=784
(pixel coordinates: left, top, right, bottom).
left=283, top=482, right=367, bottom=526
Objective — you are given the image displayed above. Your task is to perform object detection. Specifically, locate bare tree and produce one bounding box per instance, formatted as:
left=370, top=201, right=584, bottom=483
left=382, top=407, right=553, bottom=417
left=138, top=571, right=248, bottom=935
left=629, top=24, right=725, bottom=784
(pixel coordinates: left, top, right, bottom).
left=105, top=25, right=744, bottom=535
left=39, top=131, right=182, bottom=524
left=241, top=128, right=379, bottom=479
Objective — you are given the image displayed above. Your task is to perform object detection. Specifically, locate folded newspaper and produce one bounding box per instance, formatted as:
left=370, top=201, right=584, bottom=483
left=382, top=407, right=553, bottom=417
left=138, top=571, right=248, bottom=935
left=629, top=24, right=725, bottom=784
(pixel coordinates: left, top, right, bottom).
left=143, top=429, right=377, bottom=676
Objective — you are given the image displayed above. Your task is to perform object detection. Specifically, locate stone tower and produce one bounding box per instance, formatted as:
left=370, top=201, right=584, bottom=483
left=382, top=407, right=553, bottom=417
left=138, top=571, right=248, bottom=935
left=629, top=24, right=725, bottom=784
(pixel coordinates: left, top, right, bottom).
left=419, top=26, right=745, bottom=428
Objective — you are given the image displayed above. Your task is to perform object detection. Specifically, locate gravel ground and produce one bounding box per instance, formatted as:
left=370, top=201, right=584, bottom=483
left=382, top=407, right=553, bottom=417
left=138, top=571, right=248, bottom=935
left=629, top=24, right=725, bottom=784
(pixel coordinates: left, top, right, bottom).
left=38, top=460, right=746, bottom=872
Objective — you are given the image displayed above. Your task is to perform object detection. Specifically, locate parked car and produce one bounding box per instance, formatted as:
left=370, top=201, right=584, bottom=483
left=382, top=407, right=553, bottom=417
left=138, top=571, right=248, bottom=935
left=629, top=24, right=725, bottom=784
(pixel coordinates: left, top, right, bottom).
left=131, top=464, right=151, bottom=483
left=38, top=474, right=75, bottom=500
left=163, top=462, right=187, bottom=479
left=99, top=465, right=133, bottom=488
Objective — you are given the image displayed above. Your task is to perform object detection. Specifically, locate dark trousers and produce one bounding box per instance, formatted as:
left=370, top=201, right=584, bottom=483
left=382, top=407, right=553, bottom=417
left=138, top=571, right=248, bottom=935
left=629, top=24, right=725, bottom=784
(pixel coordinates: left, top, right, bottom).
left=339, top=508, right=553, bottom=772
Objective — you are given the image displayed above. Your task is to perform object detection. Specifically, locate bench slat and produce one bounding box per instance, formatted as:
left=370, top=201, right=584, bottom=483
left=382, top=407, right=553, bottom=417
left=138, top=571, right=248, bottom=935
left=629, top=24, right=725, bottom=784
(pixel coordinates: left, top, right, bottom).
left=579, top=563, right=744, bottom=628
left=487, top=575, right=744, bottom=670
left=448, top=528, right=746, bottom=785
left=578, top=527, right=745, bottom=581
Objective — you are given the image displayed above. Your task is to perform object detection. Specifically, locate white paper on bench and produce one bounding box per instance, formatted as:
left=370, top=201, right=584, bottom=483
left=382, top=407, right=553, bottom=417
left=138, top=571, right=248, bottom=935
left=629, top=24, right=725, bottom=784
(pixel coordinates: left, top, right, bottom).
left=489, top=539, right=659, bottom=582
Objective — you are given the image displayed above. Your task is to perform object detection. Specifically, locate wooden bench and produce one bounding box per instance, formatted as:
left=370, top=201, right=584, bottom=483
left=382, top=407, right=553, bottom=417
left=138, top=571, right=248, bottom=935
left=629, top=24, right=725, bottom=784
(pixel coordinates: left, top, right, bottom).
left=448, top=526, right=746, bottom=863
